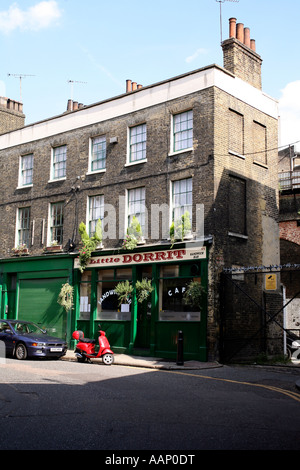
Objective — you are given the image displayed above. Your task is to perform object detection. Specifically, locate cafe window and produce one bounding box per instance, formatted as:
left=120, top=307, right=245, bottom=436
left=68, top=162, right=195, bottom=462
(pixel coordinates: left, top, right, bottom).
left=79, top=270, right=92, bottom=320
left=97, top=268, right=132, bottom=321
left=159, top=264, right=201, bottom=321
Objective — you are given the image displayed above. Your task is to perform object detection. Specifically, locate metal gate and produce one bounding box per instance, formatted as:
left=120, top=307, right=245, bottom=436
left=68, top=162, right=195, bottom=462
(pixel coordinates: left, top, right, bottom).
left=220, top=264, right=300, bottom=362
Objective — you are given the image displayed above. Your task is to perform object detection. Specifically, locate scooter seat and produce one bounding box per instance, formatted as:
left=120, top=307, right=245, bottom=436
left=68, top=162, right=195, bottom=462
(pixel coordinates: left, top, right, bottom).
left=80, top=338, right=96, bottom=344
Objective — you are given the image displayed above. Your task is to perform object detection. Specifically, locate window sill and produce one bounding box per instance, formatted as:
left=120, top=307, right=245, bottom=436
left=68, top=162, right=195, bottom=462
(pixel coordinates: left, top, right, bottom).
left=86, top=169, right=106, bottom=175
left=168, top=147, right=193, bottom=157
left=253, top=160, right=268, bottom=169
left=229, top=151, right=245, bottom=160
left=228, top=231, right=248, bottom=240
left=16, top=184, right=33, bottom=190
left=125, top=159, right=147, bottom=167
left=48, top=177, right=66, bottom=183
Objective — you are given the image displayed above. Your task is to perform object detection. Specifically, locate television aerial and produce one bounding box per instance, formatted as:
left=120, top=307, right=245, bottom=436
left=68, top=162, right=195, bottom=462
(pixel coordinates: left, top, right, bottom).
left=216, top=0, right=239, bottom=44
left=7, top=73, right=36, bottom=102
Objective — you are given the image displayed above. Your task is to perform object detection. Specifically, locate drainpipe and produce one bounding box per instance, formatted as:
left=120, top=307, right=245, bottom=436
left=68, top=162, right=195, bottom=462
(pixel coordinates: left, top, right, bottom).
left=282, top=284, right=287, bottom=356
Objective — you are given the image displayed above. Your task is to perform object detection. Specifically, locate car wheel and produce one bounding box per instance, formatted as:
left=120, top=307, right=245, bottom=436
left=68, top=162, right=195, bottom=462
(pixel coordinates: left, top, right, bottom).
left=102, top=353, right=114, bottom=365
left=15, top=343, right=28, bottom=360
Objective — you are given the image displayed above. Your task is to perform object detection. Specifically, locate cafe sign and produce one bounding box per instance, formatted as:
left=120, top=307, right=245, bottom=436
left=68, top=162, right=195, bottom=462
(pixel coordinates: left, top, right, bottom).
left=74, top=246, right=206, bottom=269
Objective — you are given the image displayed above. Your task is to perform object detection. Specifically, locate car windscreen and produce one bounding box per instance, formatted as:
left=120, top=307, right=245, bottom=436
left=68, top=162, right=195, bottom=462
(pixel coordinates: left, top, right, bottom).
left=10, top=322, right=45, bottom=335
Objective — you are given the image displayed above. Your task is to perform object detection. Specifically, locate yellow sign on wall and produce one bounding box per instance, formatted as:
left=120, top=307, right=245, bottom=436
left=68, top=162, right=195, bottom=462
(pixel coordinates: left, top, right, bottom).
left=265, top=274, right=277, bottom=291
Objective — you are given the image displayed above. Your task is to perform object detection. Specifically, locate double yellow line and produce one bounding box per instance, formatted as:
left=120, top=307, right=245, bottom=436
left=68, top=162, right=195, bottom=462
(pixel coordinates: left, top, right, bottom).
left=165, top=370, right=300, bottom=403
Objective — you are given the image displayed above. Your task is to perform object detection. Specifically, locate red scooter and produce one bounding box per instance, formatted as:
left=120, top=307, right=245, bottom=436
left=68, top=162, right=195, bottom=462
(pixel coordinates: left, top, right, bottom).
left=72, top=324, right=114, bottom=365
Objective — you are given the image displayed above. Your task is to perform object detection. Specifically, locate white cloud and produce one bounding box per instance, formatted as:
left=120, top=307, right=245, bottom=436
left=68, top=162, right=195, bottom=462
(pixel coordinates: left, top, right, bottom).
left=278, top=81, right=300, bottom=150
left=0, top=1, right=62, bottom=34
left=185, top=48, right=208, bottom=64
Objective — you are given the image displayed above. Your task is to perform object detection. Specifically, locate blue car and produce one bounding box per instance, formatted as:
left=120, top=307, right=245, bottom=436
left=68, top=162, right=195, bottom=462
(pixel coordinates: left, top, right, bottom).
left=0, top=319, right=68, bottom=360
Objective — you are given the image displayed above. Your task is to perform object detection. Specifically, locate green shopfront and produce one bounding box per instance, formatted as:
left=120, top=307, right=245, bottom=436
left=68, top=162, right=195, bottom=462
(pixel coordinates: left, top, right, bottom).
left=0, top=244, right=208, bottom=361
left=73, top=244, right=208, bottom=361
left=0, top=255, right=74, bottom=342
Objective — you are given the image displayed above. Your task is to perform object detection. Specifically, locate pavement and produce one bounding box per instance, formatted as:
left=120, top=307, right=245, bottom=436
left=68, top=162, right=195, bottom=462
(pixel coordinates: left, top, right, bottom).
left=61, top=349, right=222, bottom=370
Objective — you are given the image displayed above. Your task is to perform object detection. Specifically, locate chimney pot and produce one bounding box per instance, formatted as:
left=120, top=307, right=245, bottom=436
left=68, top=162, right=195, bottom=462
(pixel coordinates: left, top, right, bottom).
left=137, top=84, right=142, bottom=89
left=236, top=23, right=244, bottom=43
left=229, top=18, right=237, bottom=38
left=244, top=27, right=250, bottom=48
left=132, top=82, right=137, bottom=91
left=126, top=79, right=132, bottom=93
left=250, top=39, right=256, bottom=52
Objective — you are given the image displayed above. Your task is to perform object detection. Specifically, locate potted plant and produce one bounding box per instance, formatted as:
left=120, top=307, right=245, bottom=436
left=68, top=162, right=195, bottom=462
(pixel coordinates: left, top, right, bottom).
left=12, top=244, right=29, bottom=256
left=122, top=216, right=144, bottom=250
left=170, top=211, right=192, bottom=246
left=114, top=280, right=133, bottom=306
left=78, top=220, right=103, bottom=273
left=45, top=240, right=63, bottom=252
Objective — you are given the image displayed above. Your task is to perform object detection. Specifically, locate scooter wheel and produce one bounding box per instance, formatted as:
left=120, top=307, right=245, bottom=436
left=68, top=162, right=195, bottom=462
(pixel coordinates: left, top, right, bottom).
left=76, top=355, right=86, bottom=363
left=102, top=353, right=114, bottom=365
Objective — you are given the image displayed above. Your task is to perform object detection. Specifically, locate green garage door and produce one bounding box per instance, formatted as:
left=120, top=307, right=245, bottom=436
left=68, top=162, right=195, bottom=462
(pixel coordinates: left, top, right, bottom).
left=18, top=278, right=67, bottom=340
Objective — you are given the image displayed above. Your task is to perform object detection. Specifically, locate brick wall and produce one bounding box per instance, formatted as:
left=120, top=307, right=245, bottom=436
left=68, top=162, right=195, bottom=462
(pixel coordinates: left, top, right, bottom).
left=0, top=98, right=25, bottom=135
left=280, top=220, right=300, bottom=245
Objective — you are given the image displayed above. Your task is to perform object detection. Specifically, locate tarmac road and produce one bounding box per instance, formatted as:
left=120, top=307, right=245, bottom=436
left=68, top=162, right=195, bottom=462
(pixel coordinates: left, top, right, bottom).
left=0, top=356, right=299, bottom=452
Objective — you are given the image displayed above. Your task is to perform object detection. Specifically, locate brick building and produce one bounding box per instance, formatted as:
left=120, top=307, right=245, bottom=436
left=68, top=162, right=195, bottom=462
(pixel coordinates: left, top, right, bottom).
left=278, top=145, right=300, bottom=338
left=0, top=19, right=281, bottom=361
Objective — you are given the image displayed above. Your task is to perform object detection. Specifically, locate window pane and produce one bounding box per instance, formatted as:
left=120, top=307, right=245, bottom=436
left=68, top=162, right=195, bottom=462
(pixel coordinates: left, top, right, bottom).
left=79, top=271, right=92, bottom=320
left=18, top=207, right=31, bottom=247
left=130, top=124, right=146, bottom=162
left=53, top=146, right=67, bottom=179
left=21, top=154, right=33, bottom=186
left=91, top=136, right=106, bottom=171
left=97, top=269, right=132, bottom=320
left=172, top=178, right=192, bottom=234
left=173, top=111, right=193, bottom=151
left=127, top=187, right=146, bottom=234
left=159, top=268, right=201, bottom=321
left=89, top=195, right=104, bottom=236
left=51, top=202, right=64, bottom=244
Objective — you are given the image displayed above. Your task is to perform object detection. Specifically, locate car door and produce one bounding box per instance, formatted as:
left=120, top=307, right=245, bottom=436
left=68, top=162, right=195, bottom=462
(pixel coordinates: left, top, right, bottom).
left=0, top=321, right=15, bottom=356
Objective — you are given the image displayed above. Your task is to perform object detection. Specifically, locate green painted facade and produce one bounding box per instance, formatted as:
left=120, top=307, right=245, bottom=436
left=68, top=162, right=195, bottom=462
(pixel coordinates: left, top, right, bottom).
left=0, top=243, right=208, bottom=361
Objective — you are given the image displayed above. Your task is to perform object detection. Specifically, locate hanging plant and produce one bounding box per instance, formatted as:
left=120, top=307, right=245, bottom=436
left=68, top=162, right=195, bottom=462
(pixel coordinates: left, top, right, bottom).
left=78, top=221, right=103, bottom=272
left=183, top=280, right=205, bottom=310
left=114, top=280, right=133, bottom=306
left=136, top=278, right=154, bottom=304
left=57, top=282, right=74, bottom=313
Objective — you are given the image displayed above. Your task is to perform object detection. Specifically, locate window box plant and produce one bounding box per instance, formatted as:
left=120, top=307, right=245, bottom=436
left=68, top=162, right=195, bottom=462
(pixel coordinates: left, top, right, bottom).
left=45, top=241, right=63, bottom=252
left=170, top=211, right=192, bottom=246
left=122, top=216, right=144, bottom=250
left=12, top=244, right=29, bottom=256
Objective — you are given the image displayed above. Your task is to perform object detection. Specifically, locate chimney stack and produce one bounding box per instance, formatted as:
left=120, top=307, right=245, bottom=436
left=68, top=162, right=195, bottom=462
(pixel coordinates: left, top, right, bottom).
left=222, top=18, right=262, bottom=90
left=126, top=79, right=143, bottom=93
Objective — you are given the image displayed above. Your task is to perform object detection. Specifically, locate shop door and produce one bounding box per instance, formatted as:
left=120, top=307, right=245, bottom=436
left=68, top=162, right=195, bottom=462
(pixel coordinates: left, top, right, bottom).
left=135, top=300, right=151, bottom=348
left=18, top=278, right=67, bottom=340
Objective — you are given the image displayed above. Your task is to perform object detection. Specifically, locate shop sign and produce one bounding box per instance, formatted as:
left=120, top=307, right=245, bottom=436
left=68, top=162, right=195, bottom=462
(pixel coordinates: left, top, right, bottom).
left=74, top=246, right=206, bottom=269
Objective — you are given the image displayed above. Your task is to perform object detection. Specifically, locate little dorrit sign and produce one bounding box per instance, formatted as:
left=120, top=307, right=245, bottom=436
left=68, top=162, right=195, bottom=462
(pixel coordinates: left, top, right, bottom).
left=74, top=246, right=206, bottom=269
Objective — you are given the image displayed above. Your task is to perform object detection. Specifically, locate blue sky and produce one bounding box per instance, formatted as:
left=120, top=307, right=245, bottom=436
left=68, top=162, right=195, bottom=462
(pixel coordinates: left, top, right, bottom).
left=0, top=0, right=299, bottom=149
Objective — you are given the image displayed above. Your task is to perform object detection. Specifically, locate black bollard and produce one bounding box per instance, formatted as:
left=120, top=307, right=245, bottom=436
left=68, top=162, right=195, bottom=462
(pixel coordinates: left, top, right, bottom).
left=176, top=330, right=184, bottom=365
